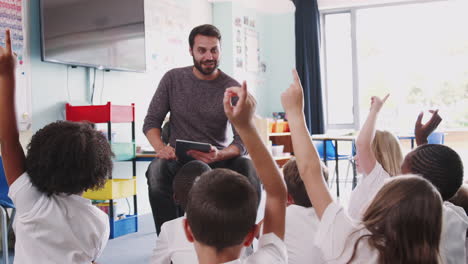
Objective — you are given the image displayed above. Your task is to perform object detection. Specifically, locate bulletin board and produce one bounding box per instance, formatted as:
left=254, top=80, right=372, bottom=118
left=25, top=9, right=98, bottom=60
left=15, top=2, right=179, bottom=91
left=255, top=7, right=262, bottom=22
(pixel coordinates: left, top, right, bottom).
left=145, top=0, right=191, bottom=73
left=0, top=0, right=31, bottom=131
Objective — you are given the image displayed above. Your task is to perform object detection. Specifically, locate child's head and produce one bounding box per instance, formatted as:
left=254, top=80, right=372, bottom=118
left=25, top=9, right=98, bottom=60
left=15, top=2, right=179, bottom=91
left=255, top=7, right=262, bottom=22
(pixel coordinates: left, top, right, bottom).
left=401, top=144, right=463, bottom=201
left=173, top=160, right=211, bottom=211
left=283, top=158, right=328, bottom=207
left=184, top=168, right=258, bottom=253
left=25, top=121, right=113, bottom=196
left=357, top=175, right=442, bottom=263
left=370, top=130, right=403, bottom=176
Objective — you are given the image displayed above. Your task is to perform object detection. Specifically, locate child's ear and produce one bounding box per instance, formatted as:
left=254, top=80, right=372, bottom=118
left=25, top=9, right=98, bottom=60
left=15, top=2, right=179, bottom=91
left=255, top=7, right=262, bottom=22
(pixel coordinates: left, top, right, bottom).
left=242, top=224, right=259, bottom=247
left=287, top=193, right=295, bottom=206
left=183, top=218, right=195, bottom=243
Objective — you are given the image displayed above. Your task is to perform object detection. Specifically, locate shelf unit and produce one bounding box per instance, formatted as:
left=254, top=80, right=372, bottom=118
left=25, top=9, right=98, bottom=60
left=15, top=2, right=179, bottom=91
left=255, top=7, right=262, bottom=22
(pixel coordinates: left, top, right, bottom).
left=254, top=117, right=293, bottom=167
left=65, top=102, right=138, bottom=239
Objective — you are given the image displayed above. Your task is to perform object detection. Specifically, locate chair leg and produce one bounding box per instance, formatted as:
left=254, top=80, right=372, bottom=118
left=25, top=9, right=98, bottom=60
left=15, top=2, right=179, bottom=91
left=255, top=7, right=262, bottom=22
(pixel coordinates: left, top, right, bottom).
left=7, top=209, right=14, bottom=233
left=344, top=159, right=351, bottom=187
left=328, top=161, right=336, bottom=189
left=0, top=207, right=9, bottom=264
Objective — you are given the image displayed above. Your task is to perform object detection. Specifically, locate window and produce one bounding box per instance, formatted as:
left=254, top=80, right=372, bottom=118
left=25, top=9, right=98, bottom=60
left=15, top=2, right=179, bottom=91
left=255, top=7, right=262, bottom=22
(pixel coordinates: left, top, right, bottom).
left=323, top=12, right=356, bottom=128
left=322, top=0, right=468, bottom=131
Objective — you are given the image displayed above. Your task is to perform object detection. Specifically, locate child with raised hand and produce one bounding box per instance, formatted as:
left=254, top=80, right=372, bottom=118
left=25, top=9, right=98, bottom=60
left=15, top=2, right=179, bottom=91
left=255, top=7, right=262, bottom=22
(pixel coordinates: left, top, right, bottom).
left=351, top=97, right=467, bottom=263
left=152, top=160, right=211, bottom=264
left=282, top=69, right=443, bottom=263
left=283, top=158, right=328, bottom=264
left=402, top=112, right=468, bottom=264
left=347, top=94, right=403, bottom=219
left=182, top=81, right=288, bottom=264
left=0, top=29, right=112, bottom=263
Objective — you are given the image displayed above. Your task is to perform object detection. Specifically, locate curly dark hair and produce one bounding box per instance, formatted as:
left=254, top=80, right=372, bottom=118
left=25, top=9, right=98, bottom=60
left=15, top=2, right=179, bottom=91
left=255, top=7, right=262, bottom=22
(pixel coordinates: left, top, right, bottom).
left=25, top=121, right=113, bottom=196
left=404, top=144, right=463, bottom=201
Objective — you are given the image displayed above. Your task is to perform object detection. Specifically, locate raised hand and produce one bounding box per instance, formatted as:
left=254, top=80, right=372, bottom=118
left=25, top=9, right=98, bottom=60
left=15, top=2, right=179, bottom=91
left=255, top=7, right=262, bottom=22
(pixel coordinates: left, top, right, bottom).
left=0, top=29, right=16, bottom=76
left=281, top=69, right=304, bottom=115
left=0, top=29, right=26, bottom=185
left=370, top=94, right=389, bottom=113
left=415, top=109, right=442, bottom=146
left=223, top=81, right=256, bottom=129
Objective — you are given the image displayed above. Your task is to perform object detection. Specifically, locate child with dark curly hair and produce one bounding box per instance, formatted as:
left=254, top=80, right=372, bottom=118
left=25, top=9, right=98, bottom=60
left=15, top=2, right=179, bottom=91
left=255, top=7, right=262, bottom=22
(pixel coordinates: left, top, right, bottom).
left=0, top=30, right=113, bottom=264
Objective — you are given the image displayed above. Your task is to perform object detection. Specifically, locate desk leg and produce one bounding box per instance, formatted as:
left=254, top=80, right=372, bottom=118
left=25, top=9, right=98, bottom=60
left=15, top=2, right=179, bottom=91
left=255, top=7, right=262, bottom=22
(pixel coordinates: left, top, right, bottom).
left=352, top=140, right=357, bottom=189
left=335, top=140, right=339, bottom=198
left=323, top=140, right=327, bottom=166
left=411, top=139, right=414, bottom=149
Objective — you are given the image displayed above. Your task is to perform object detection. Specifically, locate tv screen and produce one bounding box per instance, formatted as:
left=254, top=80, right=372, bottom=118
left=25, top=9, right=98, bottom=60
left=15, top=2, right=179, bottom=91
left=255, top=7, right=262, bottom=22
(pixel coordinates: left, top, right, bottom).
left=40, top=0, right=146, bottom=72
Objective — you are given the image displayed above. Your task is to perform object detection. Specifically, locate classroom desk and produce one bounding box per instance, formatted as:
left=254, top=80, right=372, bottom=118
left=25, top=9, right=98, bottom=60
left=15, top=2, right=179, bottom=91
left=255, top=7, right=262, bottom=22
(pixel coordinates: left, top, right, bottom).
left=397, top=134, right=416, bottom=149
left=135, top=153, right=156, bottom=162
left=310, top=135, right=357, bottom=198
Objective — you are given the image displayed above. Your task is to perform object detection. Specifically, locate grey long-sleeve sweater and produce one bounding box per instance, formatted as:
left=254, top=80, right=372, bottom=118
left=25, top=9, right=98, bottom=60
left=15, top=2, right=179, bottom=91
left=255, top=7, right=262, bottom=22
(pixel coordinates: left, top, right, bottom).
left=143, top=66, right=246, bottom=155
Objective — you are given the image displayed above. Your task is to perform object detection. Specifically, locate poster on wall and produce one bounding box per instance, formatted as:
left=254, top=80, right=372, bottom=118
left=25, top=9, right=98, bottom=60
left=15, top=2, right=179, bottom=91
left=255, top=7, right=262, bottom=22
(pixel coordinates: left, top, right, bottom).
left=145, top=0, right=191, bottom=73
left=245, top=28, right=258, bottom=72
left=0, top=0, right=31, bottom=130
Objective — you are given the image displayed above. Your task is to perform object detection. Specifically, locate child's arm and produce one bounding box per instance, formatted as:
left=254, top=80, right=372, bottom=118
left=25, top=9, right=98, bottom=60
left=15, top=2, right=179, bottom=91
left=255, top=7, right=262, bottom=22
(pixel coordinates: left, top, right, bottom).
left=415, top=110, right=442, bottom=146
left=281, top=69, right=332, bottom=219
left=355, top=94, right=389, bottom=175
left=224, top=81, right=287, bottom=240
left=0, top=29, right=25, bottom=185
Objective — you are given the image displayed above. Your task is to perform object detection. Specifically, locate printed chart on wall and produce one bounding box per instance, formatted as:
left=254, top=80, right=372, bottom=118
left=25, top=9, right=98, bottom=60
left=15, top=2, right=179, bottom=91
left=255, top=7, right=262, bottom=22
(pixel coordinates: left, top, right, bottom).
left=0, top=0, right=31, bottom=131
left=145, top=0, right=191, bottom=73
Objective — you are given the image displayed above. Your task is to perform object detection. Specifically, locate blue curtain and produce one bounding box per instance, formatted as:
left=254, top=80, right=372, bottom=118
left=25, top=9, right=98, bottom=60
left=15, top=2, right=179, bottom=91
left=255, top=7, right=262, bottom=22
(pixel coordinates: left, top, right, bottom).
left=293, top=0, right=325, bottom=134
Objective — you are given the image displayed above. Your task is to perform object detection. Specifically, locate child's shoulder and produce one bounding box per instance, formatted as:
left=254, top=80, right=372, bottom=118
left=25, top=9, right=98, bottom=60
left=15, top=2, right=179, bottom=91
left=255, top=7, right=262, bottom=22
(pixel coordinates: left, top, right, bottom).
left=286, top=205, right=317, bottom=220
left=243, top=233, right=287, bottom=264
left=443, top=201, right=468, bottom=225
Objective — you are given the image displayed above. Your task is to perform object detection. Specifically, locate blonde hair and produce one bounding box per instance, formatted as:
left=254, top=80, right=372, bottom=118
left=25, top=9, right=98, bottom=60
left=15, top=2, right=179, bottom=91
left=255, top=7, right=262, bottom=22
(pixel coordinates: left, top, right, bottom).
left=349, top=175, right=443, bottom=264
left=372, top=130, right=403, bottom=176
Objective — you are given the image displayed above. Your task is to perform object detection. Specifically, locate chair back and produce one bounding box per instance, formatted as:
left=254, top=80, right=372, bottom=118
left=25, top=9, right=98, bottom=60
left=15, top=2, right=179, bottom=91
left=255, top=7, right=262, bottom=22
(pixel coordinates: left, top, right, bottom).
left=0, top=158, right=14, bottom=208
left=427, top=132, right=445, bottom=144
left=314, top=140, right=337, bottom=159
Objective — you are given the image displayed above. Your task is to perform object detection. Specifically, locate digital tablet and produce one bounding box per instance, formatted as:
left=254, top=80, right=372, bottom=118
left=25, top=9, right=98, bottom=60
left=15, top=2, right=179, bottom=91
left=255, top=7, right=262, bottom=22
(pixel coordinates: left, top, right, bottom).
left=175, top=139, right=212, bottom=163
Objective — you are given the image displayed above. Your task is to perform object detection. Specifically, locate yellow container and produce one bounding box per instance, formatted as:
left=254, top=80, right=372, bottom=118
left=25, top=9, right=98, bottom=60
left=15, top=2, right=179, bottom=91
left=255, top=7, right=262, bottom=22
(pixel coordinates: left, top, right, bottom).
left=84, top=177, right=136, bottom=200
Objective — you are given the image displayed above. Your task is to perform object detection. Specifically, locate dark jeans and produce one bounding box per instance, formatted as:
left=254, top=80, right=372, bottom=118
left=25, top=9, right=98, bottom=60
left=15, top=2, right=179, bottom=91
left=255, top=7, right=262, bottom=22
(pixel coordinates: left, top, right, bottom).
left=145, top=156, right=261, bottom=235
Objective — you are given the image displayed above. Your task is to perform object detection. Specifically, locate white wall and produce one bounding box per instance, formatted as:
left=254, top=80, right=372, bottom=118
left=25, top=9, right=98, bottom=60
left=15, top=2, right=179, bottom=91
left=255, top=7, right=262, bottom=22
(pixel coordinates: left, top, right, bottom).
left=29, top=0, right=213, bottom=215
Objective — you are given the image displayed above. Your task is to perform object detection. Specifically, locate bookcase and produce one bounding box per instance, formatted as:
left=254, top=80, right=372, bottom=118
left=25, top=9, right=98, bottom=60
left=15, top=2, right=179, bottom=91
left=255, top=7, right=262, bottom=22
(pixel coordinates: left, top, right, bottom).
left=254, top=117, right=293, bottom=167
left=65, top=102, right=138, bottom=239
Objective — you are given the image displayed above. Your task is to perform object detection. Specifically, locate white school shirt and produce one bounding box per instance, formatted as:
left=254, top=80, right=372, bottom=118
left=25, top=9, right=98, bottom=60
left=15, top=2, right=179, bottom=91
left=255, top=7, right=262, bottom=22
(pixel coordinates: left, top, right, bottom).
left=441, top=201, right=468, bottom=264
left=9, top=172, right=109, bottom=264
left=465, top=239, right=468, bottom=264
left=315, top=202, right=379, bottom=263
left=224, top=233, right=287, bottom=264
left=284, top=205, right=324, bottom=264
left=151, top=216, right=198, bottom=264
left=347, top=163, right=468, bottom=264
left=347, top=162, right=390, bottom=220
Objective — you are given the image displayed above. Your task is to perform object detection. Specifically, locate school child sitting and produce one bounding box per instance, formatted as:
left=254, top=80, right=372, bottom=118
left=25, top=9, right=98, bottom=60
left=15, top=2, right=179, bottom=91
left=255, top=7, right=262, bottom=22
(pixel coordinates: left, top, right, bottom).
left=283, top=158, right=328, bottom=264
left=0, top=29, right=112, bottom=263
left=349, top=94, right=467, bottom=263
left=182, top=82, right=288, bottom=263
left=347, top=94, right=403, bottom=219
left=282, top=69, right=442, bottom=263
left=151, top=160, right=211, bottom=264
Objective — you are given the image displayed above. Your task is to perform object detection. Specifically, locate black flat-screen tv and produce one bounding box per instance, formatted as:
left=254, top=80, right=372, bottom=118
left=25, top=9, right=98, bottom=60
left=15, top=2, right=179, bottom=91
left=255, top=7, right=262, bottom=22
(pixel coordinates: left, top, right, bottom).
left=40, top=0, right=146, bottom=72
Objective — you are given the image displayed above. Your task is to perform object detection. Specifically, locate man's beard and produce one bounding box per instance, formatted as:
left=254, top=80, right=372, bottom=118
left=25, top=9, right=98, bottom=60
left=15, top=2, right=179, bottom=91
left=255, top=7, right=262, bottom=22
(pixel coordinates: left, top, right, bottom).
left=193, top=58, right=219, bottom=75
